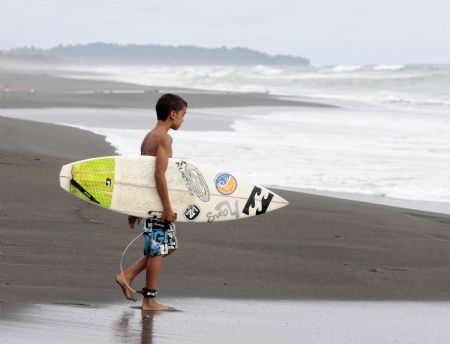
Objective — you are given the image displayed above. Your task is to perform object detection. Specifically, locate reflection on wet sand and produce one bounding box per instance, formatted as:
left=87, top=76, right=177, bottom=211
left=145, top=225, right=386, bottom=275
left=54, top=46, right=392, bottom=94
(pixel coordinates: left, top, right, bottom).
left=141, top=311, right=156, bottom=344
left=1, top=299, right=450, bottom=344
left=115, top=308, right=157, bottom=344
left=115, top=310, right=135, bottom=343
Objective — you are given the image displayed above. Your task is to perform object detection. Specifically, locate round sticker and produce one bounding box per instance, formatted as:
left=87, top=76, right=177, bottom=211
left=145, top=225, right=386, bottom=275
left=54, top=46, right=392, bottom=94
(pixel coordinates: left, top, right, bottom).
left=183, top=204, right=201, bottom=221
left=215, top=172, right=238, bottom=195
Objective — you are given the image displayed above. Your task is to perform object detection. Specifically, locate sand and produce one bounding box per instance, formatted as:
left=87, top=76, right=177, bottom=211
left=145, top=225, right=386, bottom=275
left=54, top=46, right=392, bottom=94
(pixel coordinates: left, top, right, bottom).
left=1, top=69, right=450, bottom=343
left=2, top=115, right=450, bottom=316
left=0, top=68, right=335, bottom=109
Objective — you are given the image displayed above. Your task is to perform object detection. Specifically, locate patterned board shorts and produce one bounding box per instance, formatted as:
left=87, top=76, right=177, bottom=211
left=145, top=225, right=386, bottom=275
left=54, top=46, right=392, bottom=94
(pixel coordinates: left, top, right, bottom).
left=138, top=218, right=178, bottom=257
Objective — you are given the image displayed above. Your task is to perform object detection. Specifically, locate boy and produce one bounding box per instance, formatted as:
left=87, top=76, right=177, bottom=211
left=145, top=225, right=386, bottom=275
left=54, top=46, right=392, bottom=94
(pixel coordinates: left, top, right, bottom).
left=115, top=93, right=187, bottom=311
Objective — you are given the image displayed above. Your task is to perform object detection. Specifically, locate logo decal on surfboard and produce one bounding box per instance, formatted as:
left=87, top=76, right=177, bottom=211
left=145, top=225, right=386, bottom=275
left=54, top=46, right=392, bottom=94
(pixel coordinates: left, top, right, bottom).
left=176, top=161, right=210, bottom=202
left=214, top=172, right=237, bottom=195
left=243, top=186, right=274, bottom=216
left=184, top=204, right=201, bottom=221
left=206, top=200, right=240, bottom=222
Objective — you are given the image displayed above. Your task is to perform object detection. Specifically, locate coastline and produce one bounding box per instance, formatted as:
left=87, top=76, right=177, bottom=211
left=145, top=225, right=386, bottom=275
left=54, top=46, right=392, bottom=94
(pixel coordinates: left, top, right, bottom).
left=2, top=116, right=450, bottom=319
left=3, top=108, right=449, bottom=216
left=272, top=185, right=450, bottom=216
left=0, top=68, right=335, bottom=109
left=2, top=65, right=450, bottom=342
left=3, top=67, right=447, bottom=212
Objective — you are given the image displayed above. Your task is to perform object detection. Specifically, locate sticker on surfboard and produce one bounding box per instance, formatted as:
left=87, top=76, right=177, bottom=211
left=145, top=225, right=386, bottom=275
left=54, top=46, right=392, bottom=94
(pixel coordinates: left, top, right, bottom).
left=214, top=172, right=238, bottom=195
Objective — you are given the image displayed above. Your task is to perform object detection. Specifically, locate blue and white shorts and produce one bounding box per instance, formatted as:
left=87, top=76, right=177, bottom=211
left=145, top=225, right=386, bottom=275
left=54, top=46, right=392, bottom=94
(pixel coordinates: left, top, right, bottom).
left=138, top=218, right=178, bottom=257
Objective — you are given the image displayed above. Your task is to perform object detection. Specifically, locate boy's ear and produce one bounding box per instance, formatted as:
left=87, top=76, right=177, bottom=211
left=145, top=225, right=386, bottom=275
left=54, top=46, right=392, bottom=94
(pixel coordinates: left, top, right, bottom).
left=169, top=110, right=176, bottom=120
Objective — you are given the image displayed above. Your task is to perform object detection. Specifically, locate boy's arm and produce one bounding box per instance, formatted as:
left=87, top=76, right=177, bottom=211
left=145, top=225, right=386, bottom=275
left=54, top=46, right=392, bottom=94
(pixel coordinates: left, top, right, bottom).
left=155, top=135, right=176, bottom=223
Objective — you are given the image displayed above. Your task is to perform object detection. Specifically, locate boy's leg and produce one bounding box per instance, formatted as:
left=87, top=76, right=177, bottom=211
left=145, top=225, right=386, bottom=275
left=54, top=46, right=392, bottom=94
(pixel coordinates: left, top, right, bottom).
left=142, top=255, right=176, bottom=311
left=116, top=256, right=147, bottom=302
left=123, top=256, right=148, bottom=280
left=145, top=255, right=163, bottom=290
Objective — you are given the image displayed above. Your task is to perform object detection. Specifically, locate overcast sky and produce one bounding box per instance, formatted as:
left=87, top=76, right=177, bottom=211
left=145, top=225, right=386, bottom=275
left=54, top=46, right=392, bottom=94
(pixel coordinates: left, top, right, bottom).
left=0, top=0, right=448, bottom=65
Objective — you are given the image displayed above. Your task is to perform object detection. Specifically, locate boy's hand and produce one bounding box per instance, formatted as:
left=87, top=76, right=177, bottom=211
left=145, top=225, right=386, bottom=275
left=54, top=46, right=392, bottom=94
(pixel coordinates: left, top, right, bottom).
left=128, top=215, right=139, bottom=229
left=162, top=209, right=177, bottom=223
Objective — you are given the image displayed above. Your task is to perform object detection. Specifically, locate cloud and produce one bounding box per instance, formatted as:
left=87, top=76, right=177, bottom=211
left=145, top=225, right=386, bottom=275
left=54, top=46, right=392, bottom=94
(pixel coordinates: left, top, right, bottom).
left=0, top=0, right=449, bottom=64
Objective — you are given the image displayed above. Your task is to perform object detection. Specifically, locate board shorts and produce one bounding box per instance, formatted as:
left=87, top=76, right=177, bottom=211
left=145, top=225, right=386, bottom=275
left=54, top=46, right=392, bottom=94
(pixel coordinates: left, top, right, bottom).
left=138, top=218, right=178, bottom=257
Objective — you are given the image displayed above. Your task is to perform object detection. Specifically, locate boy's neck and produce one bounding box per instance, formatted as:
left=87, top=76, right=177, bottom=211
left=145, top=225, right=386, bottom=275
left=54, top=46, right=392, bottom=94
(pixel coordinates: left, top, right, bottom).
left=155, top=120, right=172, bottom=132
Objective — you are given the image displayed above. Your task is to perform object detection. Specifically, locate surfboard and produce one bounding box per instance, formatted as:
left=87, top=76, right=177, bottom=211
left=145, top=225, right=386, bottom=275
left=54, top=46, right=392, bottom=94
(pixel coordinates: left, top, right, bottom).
left=59, top=156, right=288, bottom=223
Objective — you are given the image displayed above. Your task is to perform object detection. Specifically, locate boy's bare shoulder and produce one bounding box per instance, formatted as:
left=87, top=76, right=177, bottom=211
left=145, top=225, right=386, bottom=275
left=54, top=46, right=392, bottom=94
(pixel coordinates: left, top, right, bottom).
left=141, top=129, right=173, bottom=156
left=151, top=131, right=172, bottom=145
left=161, top=132, right=173, bottom=144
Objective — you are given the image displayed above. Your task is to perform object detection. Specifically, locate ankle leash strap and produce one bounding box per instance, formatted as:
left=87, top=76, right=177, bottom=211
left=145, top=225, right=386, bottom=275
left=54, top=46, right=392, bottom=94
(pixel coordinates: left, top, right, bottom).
left=139, top=288, right=157, bottom=298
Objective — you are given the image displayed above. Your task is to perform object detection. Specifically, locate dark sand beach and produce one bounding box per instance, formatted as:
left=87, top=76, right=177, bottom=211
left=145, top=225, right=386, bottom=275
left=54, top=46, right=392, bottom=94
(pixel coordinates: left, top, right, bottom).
left=0, top=68, right=335, bottom=109
left=1, top=68, right=450, bottom=343
left=2, top=115, right=450, bottom=313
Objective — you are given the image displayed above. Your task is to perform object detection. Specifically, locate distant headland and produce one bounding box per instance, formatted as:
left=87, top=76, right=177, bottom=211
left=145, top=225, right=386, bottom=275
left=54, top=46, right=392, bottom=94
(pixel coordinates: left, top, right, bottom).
left=2, top=42, right=309, bottom=65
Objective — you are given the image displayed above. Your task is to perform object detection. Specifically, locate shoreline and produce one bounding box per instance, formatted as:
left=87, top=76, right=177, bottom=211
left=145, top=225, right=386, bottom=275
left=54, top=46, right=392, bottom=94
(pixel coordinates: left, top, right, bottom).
left=1, top=116, right=450, bottom=311
left=2, top=67, right=447, bottom=213
left=2, top=62, right=450, bottom=327
left=0, top=68, right=335, bottom=109
left=2, top=110, right=448, bottom=216
left=271, top=185, right=450, bottom=216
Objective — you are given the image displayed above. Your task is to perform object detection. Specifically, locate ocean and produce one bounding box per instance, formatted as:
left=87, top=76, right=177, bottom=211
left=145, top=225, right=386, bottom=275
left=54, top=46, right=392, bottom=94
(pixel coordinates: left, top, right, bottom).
left=63, top=63, right=450, bottom=108
left=4, top=63, right=450, bottom=206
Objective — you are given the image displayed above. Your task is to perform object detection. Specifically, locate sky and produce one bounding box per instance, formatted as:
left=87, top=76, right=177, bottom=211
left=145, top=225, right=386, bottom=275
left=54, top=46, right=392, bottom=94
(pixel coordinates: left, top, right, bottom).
left=0, top=0, right=449, bottom=65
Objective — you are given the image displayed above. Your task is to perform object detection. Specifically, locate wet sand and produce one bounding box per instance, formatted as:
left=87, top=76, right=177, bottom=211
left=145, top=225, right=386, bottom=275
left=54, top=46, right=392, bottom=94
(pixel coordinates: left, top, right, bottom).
left=2, top=300, right=450, bottom=344
left=0, top=68, right=335, bottom=109
left=0, top=106, right=244, bottom=132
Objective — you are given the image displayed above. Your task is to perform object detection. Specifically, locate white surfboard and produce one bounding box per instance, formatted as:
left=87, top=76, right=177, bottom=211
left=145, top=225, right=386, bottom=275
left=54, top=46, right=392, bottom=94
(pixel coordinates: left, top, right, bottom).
left=59, top=156, right=288, bottom=222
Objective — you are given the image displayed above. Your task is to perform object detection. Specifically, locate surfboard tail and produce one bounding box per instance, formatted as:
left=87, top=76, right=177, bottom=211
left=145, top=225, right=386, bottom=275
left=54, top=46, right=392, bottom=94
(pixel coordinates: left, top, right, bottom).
left=59, top=163, right=73, bottom=192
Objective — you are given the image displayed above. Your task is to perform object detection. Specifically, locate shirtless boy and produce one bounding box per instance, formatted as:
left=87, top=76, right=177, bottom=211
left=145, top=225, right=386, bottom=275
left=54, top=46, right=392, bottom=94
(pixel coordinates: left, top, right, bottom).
left=115, top=93, right=187, bottom=311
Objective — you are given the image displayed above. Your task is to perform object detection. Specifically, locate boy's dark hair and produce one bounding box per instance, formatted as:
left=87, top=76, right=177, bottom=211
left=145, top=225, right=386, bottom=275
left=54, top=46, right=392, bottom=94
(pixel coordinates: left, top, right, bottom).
left=155, top=94, right=188, bottom=121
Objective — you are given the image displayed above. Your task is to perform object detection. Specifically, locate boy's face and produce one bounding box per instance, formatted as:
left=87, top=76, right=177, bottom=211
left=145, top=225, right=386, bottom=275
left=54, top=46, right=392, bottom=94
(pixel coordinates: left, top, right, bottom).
left=170, top=106, right=186, bottom=130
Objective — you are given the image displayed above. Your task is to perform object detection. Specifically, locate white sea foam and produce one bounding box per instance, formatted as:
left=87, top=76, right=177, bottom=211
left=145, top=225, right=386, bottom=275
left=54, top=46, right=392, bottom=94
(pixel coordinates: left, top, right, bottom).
left=380, top=96, right=450, bottom=107
left=325, top=64, right=363, bottom=72
left=67, top=104, right=450, bottom=204
left=3, top=104, right=450, bottom=210
left=373, top=64, right=405, bottom=71
left=5, top=63, right=450, bottom=208
left=60, top=64, right=450, bottom=110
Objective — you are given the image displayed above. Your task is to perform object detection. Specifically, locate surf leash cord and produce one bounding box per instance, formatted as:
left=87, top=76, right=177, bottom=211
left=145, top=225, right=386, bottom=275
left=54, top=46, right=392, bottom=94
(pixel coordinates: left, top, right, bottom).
left=119, top=232, right=144, bottom=295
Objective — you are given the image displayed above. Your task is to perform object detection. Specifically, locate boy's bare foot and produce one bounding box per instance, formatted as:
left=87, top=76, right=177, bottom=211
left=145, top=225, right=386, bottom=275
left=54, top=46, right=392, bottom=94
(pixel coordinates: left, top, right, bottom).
left=115, top=273, right=137, bottom=302
left=142, top=298, right=176, bottom=311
